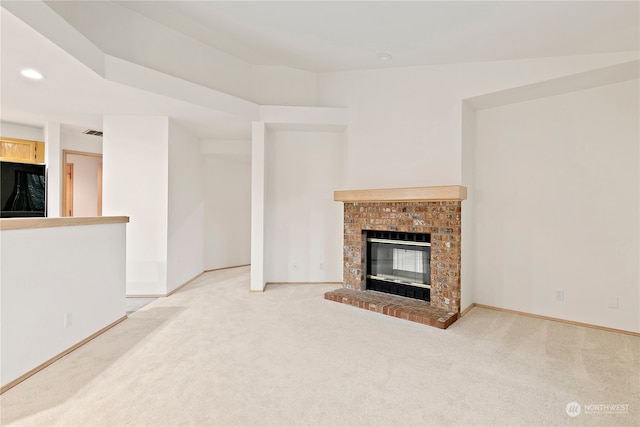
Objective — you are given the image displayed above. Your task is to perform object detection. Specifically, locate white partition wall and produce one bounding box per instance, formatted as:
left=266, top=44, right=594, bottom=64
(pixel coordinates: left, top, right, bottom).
left=1, top=220, right=127, bottom=388
left=103, top=116, right=205, bottom=295
left=167, top=120, right=205, bottom=294
left=103, top=115, right=169, bottom=295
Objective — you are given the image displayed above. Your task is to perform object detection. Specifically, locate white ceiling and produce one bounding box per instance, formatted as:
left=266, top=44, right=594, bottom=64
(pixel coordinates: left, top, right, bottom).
left=0, top=9, right=251, bottom=139
left=118, top=1, right=639, bottom=71
left=1, top=1, right=638, bottom=139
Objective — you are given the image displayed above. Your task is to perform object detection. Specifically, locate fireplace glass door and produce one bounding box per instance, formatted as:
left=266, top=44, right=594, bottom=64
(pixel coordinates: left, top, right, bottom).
left=366, top=231, right=431, bottom=301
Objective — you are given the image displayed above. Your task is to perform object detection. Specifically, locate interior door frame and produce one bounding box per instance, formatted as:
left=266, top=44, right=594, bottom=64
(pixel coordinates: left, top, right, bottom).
left=64, top=163, right=74, bottom=217
left=62, top=150, right=103, bottom=217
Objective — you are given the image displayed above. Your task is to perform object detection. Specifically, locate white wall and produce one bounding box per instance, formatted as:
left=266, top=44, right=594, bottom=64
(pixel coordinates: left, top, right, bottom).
left=167, top=120, right=205, bottom=292
left=61, top=130, right=103, bottom=154
left=264, top=130, right=346, bottom=283
left=317, top=53, right=638, bottom=190
left=103, top=115, right=169, bottom=295
left=0, top=121, right=43, bottom=141
left=460, top=101, right=477, bottom=312
left=44, top=122, right=61, bottom=217
left=473, top=79, right=639, bottom=332
left=103, top=117, right=209, bottom=295
left=66, top=153, right=101, bottom=217
left=202, top=140, right=251, bottom=270
left=251, top=65, right=317, bottom=106
left=0, top=222, right=126, bottom=387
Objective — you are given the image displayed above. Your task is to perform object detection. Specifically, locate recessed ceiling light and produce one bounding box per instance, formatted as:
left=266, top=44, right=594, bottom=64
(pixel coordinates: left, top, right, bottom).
left=21, top=69, right=44, bottom=80
left=376, top=53, right=393, bottom=61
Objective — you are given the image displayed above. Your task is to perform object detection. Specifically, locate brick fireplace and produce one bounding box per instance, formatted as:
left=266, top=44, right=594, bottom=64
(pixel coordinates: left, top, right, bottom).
left=325, top=186, right=466, bottom=329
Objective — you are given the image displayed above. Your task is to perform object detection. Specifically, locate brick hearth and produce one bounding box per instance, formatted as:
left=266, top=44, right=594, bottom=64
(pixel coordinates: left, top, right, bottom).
left=326, top=186, right=466, bottom=329
left=325, top=288, right=458, bottom=329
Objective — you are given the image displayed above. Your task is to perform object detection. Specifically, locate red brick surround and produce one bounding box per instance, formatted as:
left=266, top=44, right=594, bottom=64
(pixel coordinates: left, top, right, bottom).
left=342, top=201, right=462, bottom=313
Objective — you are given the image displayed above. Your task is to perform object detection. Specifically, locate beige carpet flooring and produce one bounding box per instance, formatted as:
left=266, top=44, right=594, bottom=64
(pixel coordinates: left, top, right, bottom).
left=1, top=266, right=639, bottom=426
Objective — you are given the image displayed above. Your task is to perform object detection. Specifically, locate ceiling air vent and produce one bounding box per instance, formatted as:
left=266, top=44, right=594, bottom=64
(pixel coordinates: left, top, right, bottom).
left=83, top=129, right=103, bottom=137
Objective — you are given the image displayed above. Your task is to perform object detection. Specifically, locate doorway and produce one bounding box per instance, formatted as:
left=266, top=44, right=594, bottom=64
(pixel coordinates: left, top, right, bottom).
left=62, top=150, right=103, bottom=217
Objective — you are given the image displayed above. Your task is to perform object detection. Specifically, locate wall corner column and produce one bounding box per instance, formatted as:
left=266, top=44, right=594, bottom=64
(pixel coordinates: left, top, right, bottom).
left=460, top=101, right=476, bottom=312
left=250, top=122, right=266, bottom=291
left=44, top=122, right=61, bottom=218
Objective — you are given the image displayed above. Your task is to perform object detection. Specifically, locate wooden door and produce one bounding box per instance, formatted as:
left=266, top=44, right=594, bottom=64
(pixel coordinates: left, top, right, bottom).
left=64, top=163, right=74, bottom=216
left=62, top=150, right=103, bottom=217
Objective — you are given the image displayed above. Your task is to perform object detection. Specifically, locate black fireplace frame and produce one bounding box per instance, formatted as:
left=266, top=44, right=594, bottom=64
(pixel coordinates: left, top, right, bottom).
left=365, top=230, right=431, bottom=302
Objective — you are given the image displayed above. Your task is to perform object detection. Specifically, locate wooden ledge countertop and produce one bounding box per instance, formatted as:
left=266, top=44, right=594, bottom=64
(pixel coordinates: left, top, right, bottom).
left=0, top=216, right=130, bottom=231
left=334, top=185, right=467, bottom=203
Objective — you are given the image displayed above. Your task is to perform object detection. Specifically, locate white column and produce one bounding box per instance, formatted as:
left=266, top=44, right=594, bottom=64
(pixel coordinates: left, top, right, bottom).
left=250, top=122, right=266, bottom=291
left=103, top=115, right=169, bottom=296
left=166, top=120, right=205, bottom=294
left=460, top=102, right=476, bottom=312
left=44, top=122, right=61, bottom=217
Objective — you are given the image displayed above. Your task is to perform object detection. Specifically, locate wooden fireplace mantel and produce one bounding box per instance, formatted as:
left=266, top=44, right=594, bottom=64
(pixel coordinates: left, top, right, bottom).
left=334, top=185, right=467, bottom=203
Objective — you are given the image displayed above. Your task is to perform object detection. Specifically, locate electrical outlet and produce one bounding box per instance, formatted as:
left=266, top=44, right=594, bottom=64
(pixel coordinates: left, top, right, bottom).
left=555, top=289, right=564, bottom=301
left=64, top=312, right=72, bottom=328
left=319, top=263, right=324, bottom=271
left=608, top=297, right=619, bottom=309
left=292, top=263, right=299, bottom=271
